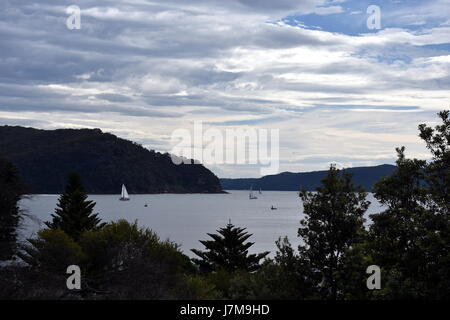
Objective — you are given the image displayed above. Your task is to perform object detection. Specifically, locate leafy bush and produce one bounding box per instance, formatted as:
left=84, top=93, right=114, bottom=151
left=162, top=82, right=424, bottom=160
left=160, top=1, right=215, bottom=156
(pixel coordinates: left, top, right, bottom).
left=15, top=220, right=199, bottom=299
left=19, top=229, right=85, bottom=273
left=79, top=219, right=195, bottom=298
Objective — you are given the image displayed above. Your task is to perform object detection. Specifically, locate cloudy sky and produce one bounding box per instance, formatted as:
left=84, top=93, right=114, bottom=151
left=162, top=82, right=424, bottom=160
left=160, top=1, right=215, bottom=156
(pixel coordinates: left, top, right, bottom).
left=1, top=0, right=449, bottom=178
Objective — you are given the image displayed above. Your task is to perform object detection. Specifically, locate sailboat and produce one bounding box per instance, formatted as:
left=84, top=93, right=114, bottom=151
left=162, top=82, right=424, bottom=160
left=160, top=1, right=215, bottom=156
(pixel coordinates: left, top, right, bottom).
left=249, top=186, right=258, bottom=200
left=119, top=184, right=130, bottom=201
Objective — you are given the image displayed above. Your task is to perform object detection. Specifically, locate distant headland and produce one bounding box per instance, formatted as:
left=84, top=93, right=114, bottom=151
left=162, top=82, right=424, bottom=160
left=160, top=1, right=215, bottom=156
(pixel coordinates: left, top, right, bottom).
left=0, top=125, right=224, bottom=194
left=220, top=164, right=397, bottom=191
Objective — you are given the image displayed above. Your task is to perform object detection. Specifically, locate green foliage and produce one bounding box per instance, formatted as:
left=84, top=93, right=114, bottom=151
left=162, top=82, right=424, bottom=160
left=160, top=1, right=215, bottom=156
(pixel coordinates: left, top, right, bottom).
left=222, top=237, right=317, bottom=300
left=17, top=219, right=198, bottom=299
left=198, top=269, right=237, bottom=299
left=336, top=241, right=375, bottom=300
left=418, top=110, right=450, bottom=299
left=192, top=222, right=269, bottom=273
left=369, top=148, right=429, bottom=293
left=367, top=110, right=450, bottom=299
left=46, top=173, right=105, bottom=241
left=0, top=158, right=25, bottom=260
left=18, top=229, right=85, bottom=273
left=298, top=165, right=370, bottom=299
left=419, top=110, right=450, bottom=225
left=196, top=237, right=318, bottom=300
left=269, top=237, right=318, bottom=299
left=184, top=275, right=221, bottom=300
left=79, top=219, right=195, bottom=298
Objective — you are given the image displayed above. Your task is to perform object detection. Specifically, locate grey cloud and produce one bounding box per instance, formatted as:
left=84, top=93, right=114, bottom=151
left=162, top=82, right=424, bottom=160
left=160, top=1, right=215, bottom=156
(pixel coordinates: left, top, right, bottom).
left=96, top=93, right=133, bottom=103
left=0, top=89, right=181, bottom=118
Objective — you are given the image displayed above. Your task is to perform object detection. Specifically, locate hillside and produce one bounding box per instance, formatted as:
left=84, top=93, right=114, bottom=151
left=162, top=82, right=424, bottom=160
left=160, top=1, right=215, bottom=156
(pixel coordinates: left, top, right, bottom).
left=0, top=126, right=223, bottom=194
left=220, top=164, right=397, bottom=191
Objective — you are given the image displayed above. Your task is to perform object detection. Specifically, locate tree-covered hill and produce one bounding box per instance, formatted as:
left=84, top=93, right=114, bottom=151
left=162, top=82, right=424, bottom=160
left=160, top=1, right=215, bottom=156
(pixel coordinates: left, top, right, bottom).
left=220, top=164, right=397, bottom=191
left=0, top=126, right=223, bottom=194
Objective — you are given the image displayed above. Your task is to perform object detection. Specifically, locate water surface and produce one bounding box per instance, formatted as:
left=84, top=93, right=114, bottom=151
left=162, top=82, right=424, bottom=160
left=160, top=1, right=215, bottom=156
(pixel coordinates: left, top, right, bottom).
left=20, top=191, right=383, bottom=257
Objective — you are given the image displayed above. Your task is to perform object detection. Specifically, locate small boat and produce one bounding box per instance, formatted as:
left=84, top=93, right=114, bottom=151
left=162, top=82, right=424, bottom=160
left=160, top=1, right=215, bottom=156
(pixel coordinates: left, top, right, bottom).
left=271, top=205, right=277, bottom=210
left=144, top=203, right=148, bottom=207
left=119, top=184, right=130, bottom=201
left=259, top=188, right=262, bottom=194
left=249, top=186, right=258, bottom=200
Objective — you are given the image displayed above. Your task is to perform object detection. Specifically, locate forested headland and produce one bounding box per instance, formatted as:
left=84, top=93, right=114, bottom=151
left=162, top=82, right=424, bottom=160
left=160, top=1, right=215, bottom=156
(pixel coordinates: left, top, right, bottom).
left=0, top=126, right=223, bottom=194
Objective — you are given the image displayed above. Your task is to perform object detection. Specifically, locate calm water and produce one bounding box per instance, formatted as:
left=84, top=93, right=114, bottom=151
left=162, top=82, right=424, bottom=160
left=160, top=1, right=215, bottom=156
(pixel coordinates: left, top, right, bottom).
left=19, top=191, right=383, bottom=257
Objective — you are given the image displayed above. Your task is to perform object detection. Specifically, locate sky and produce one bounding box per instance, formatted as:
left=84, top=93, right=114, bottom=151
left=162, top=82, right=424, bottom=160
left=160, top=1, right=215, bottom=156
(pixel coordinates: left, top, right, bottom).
left=1, top=0, right=449, bottom=178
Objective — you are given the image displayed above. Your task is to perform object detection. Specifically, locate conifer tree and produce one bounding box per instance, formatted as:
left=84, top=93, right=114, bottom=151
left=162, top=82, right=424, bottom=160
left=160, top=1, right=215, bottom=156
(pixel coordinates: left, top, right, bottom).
left=192, top=222, right=269, bottom=272
left=46, top=173, right=105, bottom=241
left=0, top=158, right=24, bottom=260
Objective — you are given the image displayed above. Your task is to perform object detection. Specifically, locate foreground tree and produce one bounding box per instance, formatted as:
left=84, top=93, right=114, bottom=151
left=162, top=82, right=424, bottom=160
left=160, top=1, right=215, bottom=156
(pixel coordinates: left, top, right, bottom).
left=248, top=237, right=318, bottom=299
left=369, top=148, right=428, bottom=298
left=369, top=110, right=450, bottom=299
left=298, top=165, right=370, bottom=300
left=419, top=110, right=450, bottom=217
left=19, top=229, right=85, bottom=273
left=192, top=222, right=269, bottom=273
left=46, top=173, right=104, bottom=241
left=16, top=220, right=198, bottom=299
left=419, top=110, right=450, bottom=298
left=0, top=158, right=25, bottom=260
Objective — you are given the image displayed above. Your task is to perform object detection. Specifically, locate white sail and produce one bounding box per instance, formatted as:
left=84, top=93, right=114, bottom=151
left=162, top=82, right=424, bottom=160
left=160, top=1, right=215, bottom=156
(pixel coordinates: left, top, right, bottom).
left=121, top=184, right=130, bottom=200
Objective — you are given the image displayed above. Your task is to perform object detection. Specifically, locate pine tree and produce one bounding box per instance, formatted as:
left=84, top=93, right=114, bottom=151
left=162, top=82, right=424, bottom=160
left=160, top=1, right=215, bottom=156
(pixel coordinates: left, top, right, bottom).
left=0, top=158, right=24, bottom=260
left=298, top=165, right=369, bottom=300
left=192, top=222, right=269, bottom=272
left=45, top=173, right=105, bottom=241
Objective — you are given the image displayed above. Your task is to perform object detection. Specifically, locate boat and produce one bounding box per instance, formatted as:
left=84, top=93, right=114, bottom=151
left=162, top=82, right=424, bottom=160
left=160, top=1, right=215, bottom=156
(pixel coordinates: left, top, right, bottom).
left=119, top=184, right=130, bottom=201
left=271, top=205, right=277, bottom=210
left=249, top=186, right=258, bottom=200
left=259, top=188, right=262, bottom=194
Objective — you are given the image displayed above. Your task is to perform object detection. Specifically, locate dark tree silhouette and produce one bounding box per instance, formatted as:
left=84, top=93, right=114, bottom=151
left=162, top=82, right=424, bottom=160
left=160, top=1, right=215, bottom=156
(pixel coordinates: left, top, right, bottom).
left=368, top=110, right=450, bottom=299
left=0, top=158, right=25, bottom=260
left=46, top=173, right=105, bottom=241
left=192, top=222, right=269, bottom=272
left=298, top=165, right=369, bottom=300
left=419, top=110, right=450, bottom=216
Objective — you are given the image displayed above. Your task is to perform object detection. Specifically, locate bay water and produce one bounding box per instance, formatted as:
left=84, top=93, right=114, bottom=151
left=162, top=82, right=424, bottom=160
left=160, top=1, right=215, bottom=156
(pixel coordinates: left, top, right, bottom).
left=19, top=191, right=383, bottom=257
